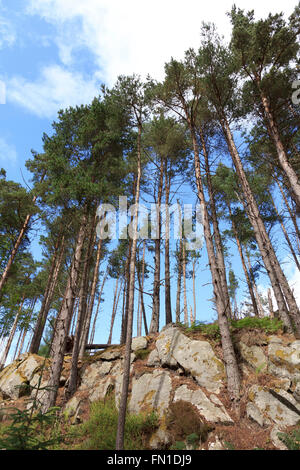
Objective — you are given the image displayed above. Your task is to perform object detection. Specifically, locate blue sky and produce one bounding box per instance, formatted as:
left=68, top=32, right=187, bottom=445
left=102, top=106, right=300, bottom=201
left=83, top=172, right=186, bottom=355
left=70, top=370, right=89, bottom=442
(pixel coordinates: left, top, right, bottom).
left=0, top=0, right=299, bottom=351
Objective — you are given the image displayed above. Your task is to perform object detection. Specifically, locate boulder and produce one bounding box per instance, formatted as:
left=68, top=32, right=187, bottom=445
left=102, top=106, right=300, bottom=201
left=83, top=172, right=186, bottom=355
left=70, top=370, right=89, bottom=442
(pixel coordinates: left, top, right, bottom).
left=247, top=385, right=300, bottom=427
left=237, top=342, right=267, bottom=372
left=128, top=369, right=172, bottom=417
left=173, top=385, right=233, bottom=424
left=155, top=326, right=225, bottom=393
left=131, top=336, right=148, bottom=352
left=0, top=354, right=46, bottom=400
left=268, top=339, right=300, bottom=382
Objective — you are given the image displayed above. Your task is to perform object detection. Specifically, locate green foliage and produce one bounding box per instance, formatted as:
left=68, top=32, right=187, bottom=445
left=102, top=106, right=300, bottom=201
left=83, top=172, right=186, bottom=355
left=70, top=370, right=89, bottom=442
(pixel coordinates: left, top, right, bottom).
left=0, top=359, right=62, bottom=450
left=0, top=406, right=60, bottom=450
left=72, top=396, right=158, bottom=450
left=182, top=321, right=221, bottom=340
left=230, top=316, right=283, bottom=333
left=277, top=426, right=300, bottom=450
left=134, top=348, right=151, bottom=361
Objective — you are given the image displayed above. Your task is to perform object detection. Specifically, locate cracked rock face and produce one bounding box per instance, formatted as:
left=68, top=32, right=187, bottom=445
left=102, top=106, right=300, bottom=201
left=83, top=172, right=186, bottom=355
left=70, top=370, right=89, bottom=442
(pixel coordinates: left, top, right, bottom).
left=154, top=326, right=225, bottom=393
left=268, top=340, right=300, bottom=382
left=247, top=385, right=300, bottom=427
left=0, top=354, right=46, bottom=400
left=128, top=370, right=172, bottom=417
left=173, top=385, right=233, bottom=424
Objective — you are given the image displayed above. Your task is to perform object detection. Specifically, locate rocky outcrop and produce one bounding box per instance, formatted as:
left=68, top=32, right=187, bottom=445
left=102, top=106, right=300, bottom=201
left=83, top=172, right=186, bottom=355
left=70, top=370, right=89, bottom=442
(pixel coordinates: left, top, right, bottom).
left=1, top=324, right=300, bottom=450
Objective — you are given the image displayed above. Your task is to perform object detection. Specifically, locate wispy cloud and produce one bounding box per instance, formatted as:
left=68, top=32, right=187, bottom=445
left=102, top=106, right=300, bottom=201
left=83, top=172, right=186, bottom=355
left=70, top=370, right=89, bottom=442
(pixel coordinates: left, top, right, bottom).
left=0, top=13, right=16, bottom=49
left=7, top=65, right=100, bottom=118
left=0, top=137, right=17, bottom=164
left=26, top=0, right=298, bottom=85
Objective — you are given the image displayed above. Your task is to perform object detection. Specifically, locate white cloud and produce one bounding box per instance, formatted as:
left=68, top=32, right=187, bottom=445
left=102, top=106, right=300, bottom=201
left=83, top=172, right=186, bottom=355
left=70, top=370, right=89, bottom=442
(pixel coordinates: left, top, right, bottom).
left=0, top=137, right=17, bottom=164
left=26, top=0, right=298, bottom=85
left=0, top=10, right=16, bottom=49
left=7, top=65, right=100, bottom=118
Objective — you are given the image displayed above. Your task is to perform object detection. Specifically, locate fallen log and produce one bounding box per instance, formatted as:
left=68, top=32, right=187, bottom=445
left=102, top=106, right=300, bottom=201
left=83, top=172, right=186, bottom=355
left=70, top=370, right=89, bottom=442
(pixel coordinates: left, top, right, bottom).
left=85, top=344, right=119, bottom=350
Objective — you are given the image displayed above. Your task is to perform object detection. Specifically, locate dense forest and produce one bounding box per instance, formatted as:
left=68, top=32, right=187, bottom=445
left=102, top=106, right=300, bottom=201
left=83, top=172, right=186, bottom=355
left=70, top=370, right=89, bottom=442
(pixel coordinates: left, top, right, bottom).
left=0, top=5, right=300, bottom=449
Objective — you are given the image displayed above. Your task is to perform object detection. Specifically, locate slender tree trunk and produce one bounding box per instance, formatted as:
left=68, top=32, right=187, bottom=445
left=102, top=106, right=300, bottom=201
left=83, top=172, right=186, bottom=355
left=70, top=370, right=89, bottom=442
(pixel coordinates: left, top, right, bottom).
left=245, top=252, right=265, bottom=318
left=164, top=167, right=172, bottom=325
left=0, top=172, right=46, bottom=295
left=17, top=297, right=36, bottom=357
left=0, top=296, right=25, bottom=369
left=41, top=211, right=88, bottom=412
left=137, top=240, right=146, bottom=336
left=259, top=87, right=300, bottom=209
left=189, top=126, right=240, bottom=402
left=228, top=203, right=260, bottom=318
left=79, top=236, right=102, bottom=358
left=67, top=215, right=97, bottom=398
left=182, top=242, right=188, bottom=325
left=175, top=238, right=183, bottom=323
left=199, top=126, right=233, bottom=320
left=192, top=260, right=197, bottom=322
left=222, top=118, right=299, bottom=333
left=270, top=194, right=300, bottom=271
left=107, top=279, right=119, bottom=345
left=89, top=268, right=108, bottom=345
left=120, top=241, right=132, bottom=344
left=149, top=158, right=164, bottom=334
left=30, top=236, right=65, bottom=354
left=137, top=268, right=149, bottom=336
left=116, top=120, right=142, bottom=450
left=268, top=288, right=274, bottom=318
left=274, top=172, right=300, bottom=250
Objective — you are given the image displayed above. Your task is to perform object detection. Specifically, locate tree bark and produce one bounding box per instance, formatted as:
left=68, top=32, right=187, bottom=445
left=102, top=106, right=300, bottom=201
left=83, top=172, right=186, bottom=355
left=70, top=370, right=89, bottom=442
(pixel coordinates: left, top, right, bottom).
left=116, top=120, right=142, bottom=450
left=41, top=211, right=88, bottom=412
left=30, top=236, right=65, bottom=354
left=228, top=203, right=260, bottom=318
left=259, top=88, right=300, bottom=209
left=164, top=166, right=172, bottom=325
left=0, top=295, right=25, bottom=369
left=175, top=238, right=183, bottom=323
left=222, top=118, right=299, bottom=334
left=0, top=172, right=46, bottom=295
left=149, top=158, right=164, bottom=334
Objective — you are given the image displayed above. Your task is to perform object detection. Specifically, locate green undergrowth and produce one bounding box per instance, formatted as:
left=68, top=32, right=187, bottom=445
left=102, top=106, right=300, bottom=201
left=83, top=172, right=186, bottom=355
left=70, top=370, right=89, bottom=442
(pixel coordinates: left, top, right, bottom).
left=180, top=317, right=283, bottom=340
left=69, top=395, right=158, bottom=450
left=277, top=426, right=300, bottom=450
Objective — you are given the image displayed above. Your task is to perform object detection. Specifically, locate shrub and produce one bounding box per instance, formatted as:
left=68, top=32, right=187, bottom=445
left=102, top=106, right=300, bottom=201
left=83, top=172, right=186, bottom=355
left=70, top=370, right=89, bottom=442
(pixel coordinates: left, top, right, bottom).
left=72, top=395, right=158, bottom=450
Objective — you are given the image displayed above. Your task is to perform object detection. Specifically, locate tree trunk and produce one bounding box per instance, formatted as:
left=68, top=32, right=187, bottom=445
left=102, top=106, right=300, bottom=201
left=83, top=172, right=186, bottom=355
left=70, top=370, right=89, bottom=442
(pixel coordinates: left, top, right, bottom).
left=222, top=118, right=299, bottom=334
left=89, top=268, right=108, bottom=345
left=41, top=211, right=88, bottom=412
left=0, top=296, right=25, bottom=369
left=149, top=158, right=164, bottom=334
left=268, top=288, right=274, bottom=318
left=182, top=241, right=188, bottom=325
left=228, top=203, right=260, bottom=318
left=137, top=240, right=146, bottom=336
left=79, top=236, right=102, bottom=358
left=116, top=121, right=142, bottom=450
left=0, top=172, right=46, bottom=295
left=190, top=127, right=240, bottom=402
left=175, top=238, right=183, bottom=323
left=107, top=278, right=120, bottom=345
left=259, top=88, right=300, bottom=209
left=199, top=126, right=233, bottom=320
left=164, top=166, right=172, bottom=325
left=274, top=173, right=300, bottom=252
left=67, top=215, right=97, bottom=398
left=30, top=236, right=65, bottom=354
left=270, top=194, right=300, bottom=271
